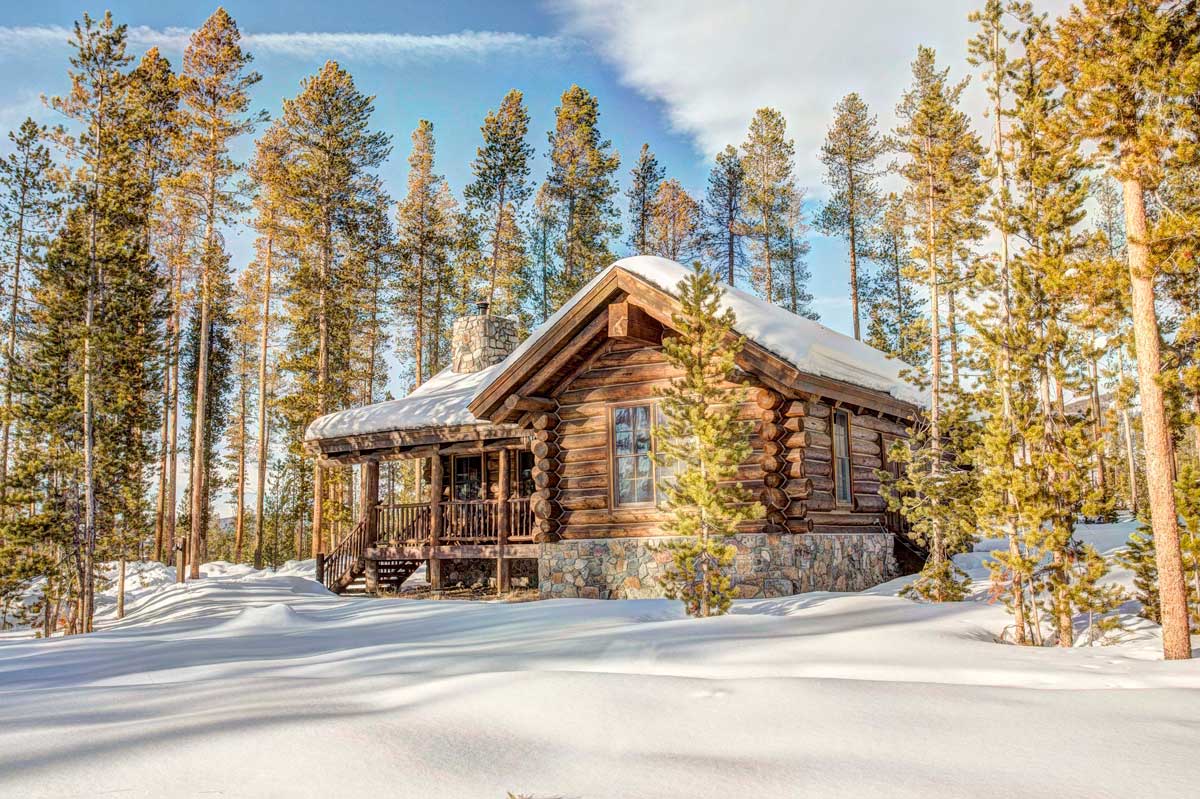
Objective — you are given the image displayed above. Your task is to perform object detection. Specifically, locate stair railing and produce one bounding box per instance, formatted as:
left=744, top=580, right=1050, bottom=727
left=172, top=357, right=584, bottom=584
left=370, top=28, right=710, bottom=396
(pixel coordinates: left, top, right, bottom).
left=321, top=517, right=370, bottom=593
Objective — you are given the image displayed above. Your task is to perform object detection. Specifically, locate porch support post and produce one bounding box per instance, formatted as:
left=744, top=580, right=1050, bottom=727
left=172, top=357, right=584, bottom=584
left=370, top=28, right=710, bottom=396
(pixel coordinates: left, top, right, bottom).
left=429, top=453, right=444, bottom=593
left=362, top=459, right=379, bottom=545
left=497, top=448, right=511, bottom=594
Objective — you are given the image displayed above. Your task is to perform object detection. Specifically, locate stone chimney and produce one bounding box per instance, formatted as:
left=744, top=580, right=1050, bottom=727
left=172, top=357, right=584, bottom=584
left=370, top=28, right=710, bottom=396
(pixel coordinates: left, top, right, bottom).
left=451, top=300, right=520, bottom=373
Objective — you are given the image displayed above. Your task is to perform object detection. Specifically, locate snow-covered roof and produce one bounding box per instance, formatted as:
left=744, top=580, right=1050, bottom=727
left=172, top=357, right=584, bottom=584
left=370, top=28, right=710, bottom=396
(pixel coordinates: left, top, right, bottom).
left=304, top=361, right=507, bottom=442
left=306, top=255, right=921, bottom=443
left=600, top=256, right=923, bottom=406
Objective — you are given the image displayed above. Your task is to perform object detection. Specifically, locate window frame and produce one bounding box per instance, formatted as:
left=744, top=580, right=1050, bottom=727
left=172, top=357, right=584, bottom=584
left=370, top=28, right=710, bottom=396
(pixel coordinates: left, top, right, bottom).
left=831, top=409, right=853, bottom=507
left=608, top=401, right=660, bottom=508
left=451, top=454, right=485, bottom=502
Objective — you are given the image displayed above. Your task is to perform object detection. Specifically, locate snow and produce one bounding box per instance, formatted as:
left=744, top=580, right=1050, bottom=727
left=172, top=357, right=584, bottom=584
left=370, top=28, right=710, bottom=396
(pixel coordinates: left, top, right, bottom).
left=304, top=360, right=507, bottom=441
left=305, top=256, right=920, bottom=443
left=2, top=520, right=1197, bottom=797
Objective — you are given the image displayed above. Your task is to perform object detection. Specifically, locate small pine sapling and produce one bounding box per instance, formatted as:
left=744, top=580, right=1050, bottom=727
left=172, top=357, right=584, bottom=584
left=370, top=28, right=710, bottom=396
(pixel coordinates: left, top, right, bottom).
left=1175, top=464, right=1200, bottom=629
left=654, top=264, right=761, bottom=618
left=1115, top=530, right=1159, bottom=624
left=1068, top=544, right=1127, bottom=645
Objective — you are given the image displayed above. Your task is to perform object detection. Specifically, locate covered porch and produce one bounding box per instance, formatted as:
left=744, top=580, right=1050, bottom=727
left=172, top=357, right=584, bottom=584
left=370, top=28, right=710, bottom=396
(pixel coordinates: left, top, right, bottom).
left=315, top=431, right=541, bottom=595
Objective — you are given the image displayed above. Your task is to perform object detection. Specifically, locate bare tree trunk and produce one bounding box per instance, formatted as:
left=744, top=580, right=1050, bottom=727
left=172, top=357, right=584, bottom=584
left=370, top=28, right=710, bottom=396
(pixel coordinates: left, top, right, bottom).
left=926, top=165, right=944, bottom=595
left=487, top=184, right=506, bottom=305
left=1088, top=353, right=1108, bottom=498
left=253, top=229, right=273, bottom=569
left=847, top=169, right=860, bottom=340
left=168, top=259, right=182, bottom=580
left=116, top=556, right=126, bottom=620
left=1123, top=177, right=1190, bottom=660
left=188, top=239, right=212, bottom=581
left=233, top=365, right=247, bottom=562
left=0, top=192, right=27, bottom=512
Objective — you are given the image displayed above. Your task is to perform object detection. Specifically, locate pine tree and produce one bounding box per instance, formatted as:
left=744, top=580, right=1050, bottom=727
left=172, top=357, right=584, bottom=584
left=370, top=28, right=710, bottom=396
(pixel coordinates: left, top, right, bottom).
left=775, top=190, right=817, bottom=319
left=126, top=47, right=181, bottom=563
left=819, top=93, right=885, bottom=340
left=862, top=194, right=926, bottom=364
left=465, top=89, right=533, bottom=315
left=177, top=8, right=262, bottom=579
left=654, top=265, right=760, bottom=617
left=1051, top=0, right=1200, bottom=659
left=395, top=120, right=457, bottom=387
left=626, top=143, right=664, bottom=253
left=527, top=185, right=558, bottom=323
left=646, top=178, right=701, bottom=263
left=274, top=60, right=390, bottom=557
left=890, top=45, right=986, bottom=601
left=0, top=120, right=58, bottom=510
left=702, top=145, right=746, bottom=285
left=740, top=108, right=794, bottom=303
left=542, top=85, right=620, bottom=306
left=247, top=122, right=290, bottom=569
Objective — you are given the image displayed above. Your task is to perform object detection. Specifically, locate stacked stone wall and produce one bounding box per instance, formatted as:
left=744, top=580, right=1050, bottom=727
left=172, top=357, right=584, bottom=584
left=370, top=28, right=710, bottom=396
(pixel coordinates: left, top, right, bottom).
left=537, top=532, right=895, bottom=600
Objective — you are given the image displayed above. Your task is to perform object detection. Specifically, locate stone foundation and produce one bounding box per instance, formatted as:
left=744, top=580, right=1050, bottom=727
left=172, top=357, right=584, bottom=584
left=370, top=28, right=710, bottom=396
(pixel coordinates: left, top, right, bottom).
left=438, top=558, right=540, bottom=590
left=537, top=532, right=895, bottom=600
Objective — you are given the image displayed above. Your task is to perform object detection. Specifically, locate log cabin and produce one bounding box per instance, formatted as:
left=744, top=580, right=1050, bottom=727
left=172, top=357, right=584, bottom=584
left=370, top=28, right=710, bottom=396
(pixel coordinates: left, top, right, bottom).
left=303, top=256, right=922, bottom=599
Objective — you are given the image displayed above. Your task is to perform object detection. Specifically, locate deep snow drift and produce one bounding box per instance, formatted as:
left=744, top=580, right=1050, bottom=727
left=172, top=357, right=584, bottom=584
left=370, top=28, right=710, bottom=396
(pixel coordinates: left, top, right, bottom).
left=1, top=523, right=1198, bottom=798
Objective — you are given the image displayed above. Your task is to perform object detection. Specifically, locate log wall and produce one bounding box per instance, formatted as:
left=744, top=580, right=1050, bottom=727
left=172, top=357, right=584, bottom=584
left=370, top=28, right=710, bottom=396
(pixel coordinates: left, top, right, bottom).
left=548, top=340, right=911, bottom=541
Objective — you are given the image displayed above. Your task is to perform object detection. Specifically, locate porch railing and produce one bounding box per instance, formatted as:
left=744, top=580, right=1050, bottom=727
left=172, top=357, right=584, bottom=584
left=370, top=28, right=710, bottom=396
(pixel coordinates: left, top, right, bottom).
left=374, top=497, right=534, bottom=546
left=376, top=502, right=431, bottom=545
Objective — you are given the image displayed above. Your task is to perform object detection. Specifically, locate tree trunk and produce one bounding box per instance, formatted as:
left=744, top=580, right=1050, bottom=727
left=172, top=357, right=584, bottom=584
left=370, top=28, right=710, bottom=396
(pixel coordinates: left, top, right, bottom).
left=847, top=168, right=860, bottom=340
left=253, top=228, right=273, bottom=569
left=926, top=163, right=943, bottom=589
left=0, top=193, right=26, bottom=511
left=188, top=241, right=212, bottom=581
left=116, top=557, right=126, bottom=620
left=1088, top=353, right=1108, bottom=498
left=1122, top=177, right=1190, bottom=660
left=1122, top=403, right=1139, bottom=516
left=233, top=366, right=247, bottom=562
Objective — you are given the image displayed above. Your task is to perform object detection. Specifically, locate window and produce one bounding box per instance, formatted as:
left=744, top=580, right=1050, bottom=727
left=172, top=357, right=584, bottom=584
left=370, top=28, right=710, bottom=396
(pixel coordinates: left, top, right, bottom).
left=452, top=455, right=483, bottom=501
left=612, top=403, right=656, bottom=506
left=514, top=451, right=535, bottom=497
left=832, top=410, right=852, bottom=505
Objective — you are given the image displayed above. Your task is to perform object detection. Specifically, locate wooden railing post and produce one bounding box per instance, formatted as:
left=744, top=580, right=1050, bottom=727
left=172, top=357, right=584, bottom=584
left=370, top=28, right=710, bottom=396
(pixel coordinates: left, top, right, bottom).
left=362, top=459, right=379, bottom=545
left=428, top=452, right=443, bottom=592
left=497, top=449, right=511, bottom=593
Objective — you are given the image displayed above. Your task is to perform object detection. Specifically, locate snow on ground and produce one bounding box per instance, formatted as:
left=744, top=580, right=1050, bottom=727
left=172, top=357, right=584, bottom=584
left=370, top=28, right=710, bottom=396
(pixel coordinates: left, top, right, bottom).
left=1, top=523, right=1198, bottom=798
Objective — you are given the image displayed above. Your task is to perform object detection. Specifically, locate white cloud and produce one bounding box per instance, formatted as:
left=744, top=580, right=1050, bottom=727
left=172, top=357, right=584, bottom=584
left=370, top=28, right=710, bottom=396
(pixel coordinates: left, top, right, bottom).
left=552, top=0, right=1070, bottom=190
left=0, top=25, right=568, bottom=63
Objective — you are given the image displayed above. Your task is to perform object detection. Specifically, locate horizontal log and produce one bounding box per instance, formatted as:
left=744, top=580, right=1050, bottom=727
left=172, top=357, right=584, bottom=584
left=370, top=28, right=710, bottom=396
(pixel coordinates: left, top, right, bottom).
left=763, top=440, right=784, bottom=458
left=561, top=445, right=609, bottom=464
left=852, top=465, right=883, bottom=482
left=532, top=498, right=560, bottom=519
left=809, top=474, right=834, bottom=493
left=853, top=494, right=888, bottom=512
left=758, top=487, right=789, bottom=510
left=532, top=413, right=559, bottom=431
left=756, top=387, right=784, bottom=409
left=850, top=440, right=881, bottom=457
left=504, top=394, right=556, bottom=413
left=807, top=402, right=831, bottom=419
left=556, top=378, right=677, bottom=406
left=851, top=453, right=883, bottom=469
left=557, top=430, right=608, bottom=451
left=764, top=471, right=787, bottom=489
left=780, top=400, right=807, bottom=418
left=853, top=480, right=882, bottom=497
left=786, top=518, right=815, bottom=534
left=851, top=426, right=880, bottom=442
left=561, top=507, right=665, bottom=526
left=531, top=440, right=560, bottom=460
left=785, top=478, right=814, bottom=499
left=782, top=460, right=807, bottom=480
left=811, top=523, right=885, bottom=536
left=560, top=494, right=609, bottom=511
left=558, top=473, right=608, bottom=491
left=534, top=428, right=559, bottom=443
left=534, top=457, right=560, bottom=475
left=805, top=415, right=830, bottom=433
left=807, top=490, right=836, bottom=512
left=569, top=361, right=678, bottom=389
left=559, top=459, right=608, bottom=478
left=804, top=446, right=832, bottom=463
left=760, top=422, right=787, bottom=442
left=533, top=470, right=560, bottom=490
left=763, top=522, right=789, bottom=535
left=804, top=458, right=832, bottom=478
left=808, top=511, right=886, bottom=526
left=786, top=501, right=808, bottom=519
left=765, top=510, right=788, bottom=527
left=851, top=414, right=910, bottom=437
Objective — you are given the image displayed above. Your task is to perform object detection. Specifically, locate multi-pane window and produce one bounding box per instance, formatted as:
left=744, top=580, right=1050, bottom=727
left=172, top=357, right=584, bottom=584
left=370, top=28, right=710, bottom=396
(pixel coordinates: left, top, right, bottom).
left=832, top=410, right=852, bottom=505
left=452, top=455, right=483, bottom=501
left=612, top=403, right=655, bottom=505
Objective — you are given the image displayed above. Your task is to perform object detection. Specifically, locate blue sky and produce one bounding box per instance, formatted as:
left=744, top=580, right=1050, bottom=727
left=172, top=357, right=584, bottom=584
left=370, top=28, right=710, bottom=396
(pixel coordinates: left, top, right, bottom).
left=1, top=1, right=1070, bottom=341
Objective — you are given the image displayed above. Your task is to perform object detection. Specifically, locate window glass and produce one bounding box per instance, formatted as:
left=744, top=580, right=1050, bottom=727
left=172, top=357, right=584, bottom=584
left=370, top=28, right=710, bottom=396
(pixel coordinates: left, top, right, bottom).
left=833, top=411, right=852, bottom=504
left=614, top=403, right=656, bottom=505
left=453, top=456, right=482, bottom=501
